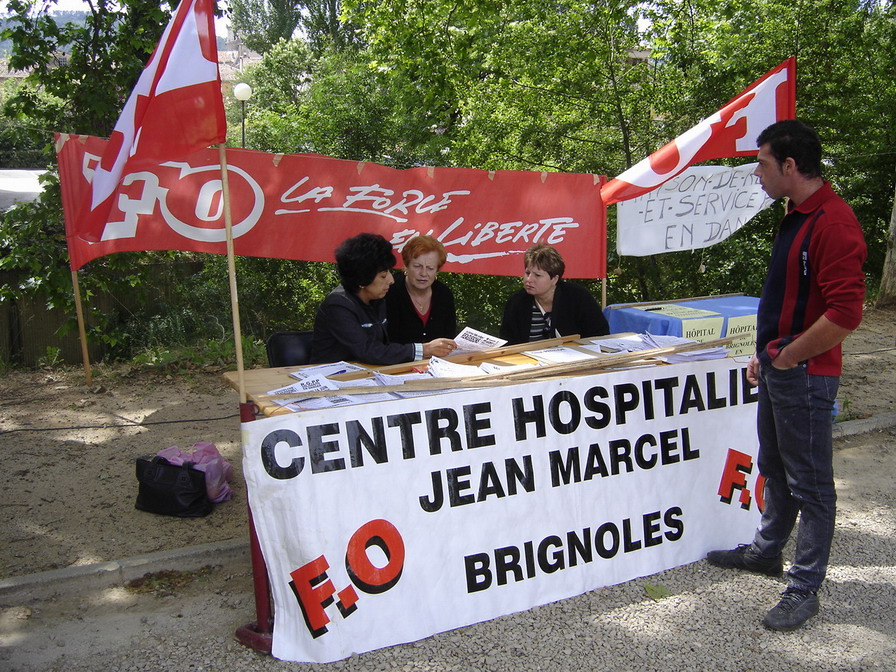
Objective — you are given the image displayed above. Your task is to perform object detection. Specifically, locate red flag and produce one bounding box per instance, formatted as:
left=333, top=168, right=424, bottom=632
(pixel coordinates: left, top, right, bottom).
left=601, top=58, right=796, bottom=205
left=65, top=0, right=226, bottom=264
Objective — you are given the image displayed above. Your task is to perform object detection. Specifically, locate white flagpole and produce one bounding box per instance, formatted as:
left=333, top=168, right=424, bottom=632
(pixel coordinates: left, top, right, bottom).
left=217, top=144, right=246, bottom=403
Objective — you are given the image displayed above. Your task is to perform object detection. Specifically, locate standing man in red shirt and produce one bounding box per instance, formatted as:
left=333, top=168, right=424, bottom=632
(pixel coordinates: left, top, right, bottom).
left=706, top=120, right=867, bottom=631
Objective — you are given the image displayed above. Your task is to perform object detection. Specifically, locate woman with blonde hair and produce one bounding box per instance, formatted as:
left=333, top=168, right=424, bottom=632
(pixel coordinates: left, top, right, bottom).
left=386, top=235, right=458, bottom=344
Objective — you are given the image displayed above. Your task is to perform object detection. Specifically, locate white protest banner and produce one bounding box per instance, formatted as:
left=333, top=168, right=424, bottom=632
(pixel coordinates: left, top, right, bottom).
left=241, top=357, right=764, bottom=662
left=617, top=163, right=773, bottom=256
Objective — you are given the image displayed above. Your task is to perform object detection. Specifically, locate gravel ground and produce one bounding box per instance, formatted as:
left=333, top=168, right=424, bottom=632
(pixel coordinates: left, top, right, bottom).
left=2, top=305, right=894, bottom=670
left=3, top=425, right=894, bottom=672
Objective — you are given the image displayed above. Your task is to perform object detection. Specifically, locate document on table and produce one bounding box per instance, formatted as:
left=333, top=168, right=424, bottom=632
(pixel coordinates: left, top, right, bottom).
left=267, top=375, right=354, bottom=410
left=427, top=356, right=487, bottom=378
left=374, top=371, right=430, bottom=385
left=453, top=327, right=507, bottom=352
left=288, top=361, right=367, bottom=380
left=280, top=395, right=357, bottom=411
left=581, top=335, right=655, bottom=353
left=369, top=371, right=437, bottom=398
left=478, top=361, right=540, bottom=375
left=267, top=374, right=339, bottom=396
left=640, top=333, right=728, bottom=361
left=271, top=375, right=403, bottom=410
left=641, top=333, right=696, bottom=348
left=659, top=347, right=728, bottom=363
left=330, top=376, right=400, bottom=403
left=525, top=346, right=594, bottom=364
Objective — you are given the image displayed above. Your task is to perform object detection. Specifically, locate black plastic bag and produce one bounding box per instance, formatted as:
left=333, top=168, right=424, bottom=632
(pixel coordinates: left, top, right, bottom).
left=135, top=456, right=213, bottom=517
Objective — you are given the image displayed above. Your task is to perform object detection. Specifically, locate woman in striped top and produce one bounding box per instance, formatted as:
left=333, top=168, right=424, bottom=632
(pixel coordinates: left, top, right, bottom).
left=499, top=243, right=609, bottom=345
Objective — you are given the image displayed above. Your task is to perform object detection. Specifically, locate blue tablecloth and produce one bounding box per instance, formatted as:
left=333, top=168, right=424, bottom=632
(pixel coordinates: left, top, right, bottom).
left=604, top=295, right=760, bottom=338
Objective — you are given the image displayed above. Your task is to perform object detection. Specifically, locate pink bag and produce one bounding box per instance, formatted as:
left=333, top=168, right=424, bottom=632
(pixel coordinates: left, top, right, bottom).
left=156, top=442, right=234, bottom=503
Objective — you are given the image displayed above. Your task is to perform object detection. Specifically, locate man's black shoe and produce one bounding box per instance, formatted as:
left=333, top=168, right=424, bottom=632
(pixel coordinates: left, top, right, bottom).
left=762, top=588, right=819, bottom=631
left=705, top=543, right=783, bottom=576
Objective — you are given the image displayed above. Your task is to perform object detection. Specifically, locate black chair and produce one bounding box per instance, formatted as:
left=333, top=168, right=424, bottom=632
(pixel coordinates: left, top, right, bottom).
left=265, top=330, right=314, bottom=367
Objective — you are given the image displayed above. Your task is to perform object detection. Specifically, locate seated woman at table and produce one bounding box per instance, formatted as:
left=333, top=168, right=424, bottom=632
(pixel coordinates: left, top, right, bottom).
left=386, top=235, right=457, bottom=344
left=499, top=243, right=609, bottom=345
left=310, top=233, right=457, bottom=365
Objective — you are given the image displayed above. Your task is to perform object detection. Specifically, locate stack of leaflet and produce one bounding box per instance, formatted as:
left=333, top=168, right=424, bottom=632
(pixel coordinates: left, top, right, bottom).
left=582, top=334, right=728, bottom=362
left=266, top=354, right=545, bottom=410
left=428, top=356, right=541, bottom=378
left=525, top=346, right=595, bottom=365
left=478, top=361, right=540, bottom=375
left=426, top=357, right=486, bottom=379
left=580, top=335, right=655, bottom=354
left=268, top=360, right=398, bottom=411
left=640, top=333, right=729, bottom=362
left=264, top=331, right=730, bottom=413
left=373, top=371, right=439, bottom=399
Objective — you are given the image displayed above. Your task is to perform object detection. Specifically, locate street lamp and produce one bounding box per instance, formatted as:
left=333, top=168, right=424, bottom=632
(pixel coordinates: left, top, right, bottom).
left=233, top=82, right=253, bottom=148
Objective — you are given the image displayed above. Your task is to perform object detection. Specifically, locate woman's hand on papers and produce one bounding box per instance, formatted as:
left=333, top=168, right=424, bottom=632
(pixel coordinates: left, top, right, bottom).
left=423, top=338, right=458, bottom=358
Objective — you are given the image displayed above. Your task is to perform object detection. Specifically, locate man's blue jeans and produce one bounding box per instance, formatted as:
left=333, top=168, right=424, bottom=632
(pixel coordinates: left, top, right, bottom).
left=751, top=362, right=839, bottom=593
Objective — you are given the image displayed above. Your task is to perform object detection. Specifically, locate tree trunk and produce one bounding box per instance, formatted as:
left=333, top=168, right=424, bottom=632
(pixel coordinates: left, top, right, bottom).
left=876, top=181, right=896, bottom=308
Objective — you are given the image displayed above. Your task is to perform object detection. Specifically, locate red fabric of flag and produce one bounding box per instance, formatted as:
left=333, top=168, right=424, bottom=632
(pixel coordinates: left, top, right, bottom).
left=63, top=0, right=226, bottom=268
left=601, top=58, right=796, bottom=205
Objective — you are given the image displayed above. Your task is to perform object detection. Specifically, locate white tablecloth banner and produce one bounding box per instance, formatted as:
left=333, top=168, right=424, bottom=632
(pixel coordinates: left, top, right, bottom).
left=241, top=357, right=763, bottom=662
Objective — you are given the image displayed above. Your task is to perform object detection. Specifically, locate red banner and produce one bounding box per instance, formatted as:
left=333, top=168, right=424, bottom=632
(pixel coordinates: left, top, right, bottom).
left=57, top=134, right=607, bottom=278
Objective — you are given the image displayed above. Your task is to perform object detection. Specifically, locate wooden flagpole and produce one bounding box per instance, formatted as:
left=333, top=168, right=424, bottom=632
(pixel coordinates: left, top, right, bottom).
left=218, top=144, right=247, bottom=403
left=69, top=269, right=93, bottom=385
left=221, top=140, right=273, bottom=650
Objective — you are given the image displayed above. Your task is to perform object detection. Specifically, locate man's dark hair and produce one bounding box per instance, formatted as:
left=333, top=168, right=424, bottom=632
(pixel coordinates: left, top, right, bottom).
left=335, top=233, right=396, bottom=292
left=756, top=119, right=823, bottom=179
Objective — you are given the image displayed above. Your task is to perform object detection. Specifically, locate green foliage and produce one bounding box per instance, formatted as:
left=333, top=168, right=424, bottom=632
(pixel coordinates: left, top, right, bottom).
left=228, top=0, right=303, bottom=54
left=1, top=0, right=171, bottom=138
left=644, top=0, right=896, bottom=294
left=3, top=0, right=895, bottom=369
left=301, top=0, right=359, bottom=54
left=0, top=170, right=171, bottom=356
left=228, top=0, right=358, bottom=55
left=37, top=345, right=63, bottom=369
left=0, top=0, right=185, bottom=361
left=227, top=38, right=313, bottom=151
left=0, top=79, right=61, bottom=168
left=441, top=272, right=520, bottom=334
left=176, top=255, right=337, bottom=336
left=130, top=336, right=267, bottom=371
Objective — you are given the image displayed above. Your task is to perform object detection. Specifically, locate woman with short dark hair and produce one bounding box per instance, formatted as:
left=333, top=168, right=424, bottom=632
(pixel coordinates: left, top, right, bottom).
left=310, top=233, right=457, bottom=365
left=499, top=243, right=609, bottom=345
left=386, top=235, right=457, bottom=344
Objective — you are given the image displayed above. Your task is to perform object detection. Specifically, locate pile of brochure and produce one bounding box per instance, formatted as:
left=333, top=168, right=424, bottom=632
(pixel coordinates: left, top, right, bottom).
left=581, top=333, right=729, bottom=363
left=265, top=329, right=728, bottom=412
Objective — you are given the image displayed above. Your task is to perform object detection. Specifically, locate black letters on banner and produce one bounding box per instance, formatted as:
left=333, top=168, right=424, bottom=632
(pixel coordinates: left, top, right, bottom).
left=257, top=365, right=752, bottom=482
left=464, top=506, right=687, bottom=593
left=419, top=456, right=535, bottom=513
